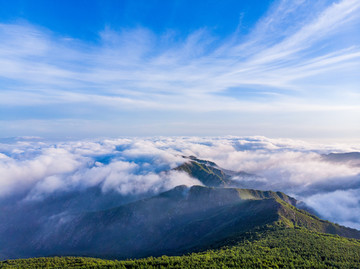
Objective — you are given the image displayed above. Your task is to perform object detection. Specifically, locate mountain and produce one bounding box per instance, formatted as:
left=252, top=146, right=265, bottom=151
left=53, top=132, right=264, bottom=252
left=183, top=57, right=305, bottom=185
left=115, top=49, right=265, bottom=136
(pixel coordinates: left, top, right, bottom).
left=3, top=185, right=359, bottom=260
left=175, top=156, right=259, bottom=187
left=1, top=156, right=360, bottom=267
left=322, top=152, right=360, bottom=166
left=0, top=186, right=153, bottom=260
left=177, top=156, right=323, bottom=215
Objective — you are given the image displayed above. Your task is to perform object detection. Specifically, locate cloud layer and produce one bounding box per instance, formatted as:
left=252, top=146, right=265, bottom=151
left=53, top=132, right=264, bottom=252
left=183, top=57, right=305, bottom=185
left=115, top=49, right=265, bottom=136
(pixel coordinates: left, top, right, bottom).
left=0, top=137, right=200, bottom=200
left=1, top=136, right=360, bottom=229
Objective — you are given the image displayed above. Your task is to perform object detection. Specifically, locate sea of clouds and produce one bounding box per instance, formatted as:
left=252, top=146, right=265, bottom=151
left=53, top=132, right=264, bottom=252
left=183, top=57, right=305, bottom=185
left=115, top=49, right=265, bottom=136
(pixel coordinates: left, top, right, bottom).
left=0, top=136, right=360, bottom=229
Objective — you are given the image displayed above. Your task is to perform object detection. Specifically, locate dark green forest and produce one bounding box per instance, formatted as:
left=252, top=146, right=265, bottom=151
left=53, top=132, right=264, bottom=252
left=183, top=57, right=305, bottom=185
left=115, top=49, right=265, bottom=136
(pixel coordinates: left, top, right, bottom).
left=2, top=226, right=360, bottom=268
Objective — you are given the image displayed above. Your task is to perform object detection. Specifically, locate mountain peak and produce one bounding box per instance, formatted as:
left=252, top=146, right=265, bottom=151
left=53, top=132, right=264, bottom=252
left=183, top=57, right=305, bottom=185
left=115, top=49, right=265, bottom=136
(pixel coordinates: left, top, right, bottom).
left=176, top=156, right=260, bottom=188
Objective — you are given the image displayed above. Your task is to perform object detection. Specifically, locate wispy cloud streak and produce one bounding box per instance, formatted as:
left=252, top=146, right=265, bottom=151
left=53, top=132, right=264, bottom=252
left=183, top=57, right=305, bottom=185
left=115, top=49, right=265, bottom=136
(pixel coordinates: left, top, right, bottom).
left=0, top=0, right=359, bottom=113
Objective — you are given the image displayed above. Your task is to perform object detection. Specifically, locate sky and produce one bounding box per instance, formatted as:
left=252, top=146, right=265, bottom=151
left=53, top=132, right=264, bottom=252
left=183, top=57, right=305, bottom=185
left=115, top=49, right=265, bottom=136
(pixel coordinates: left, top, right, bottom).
left=0, top=0, right=359, bottom=140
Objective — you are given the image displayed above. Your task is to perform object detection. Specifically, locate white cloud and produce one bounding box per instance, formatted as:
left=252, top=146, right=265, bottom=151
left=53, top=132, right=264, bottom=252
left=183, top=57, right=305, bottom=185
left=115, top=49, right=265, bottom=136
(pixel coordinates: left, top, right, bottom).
left=304, top=189, right=360, bottom=230
left=0, top=0, right=359, bottom=114
left=0, top=146, right=83, bottom=197
left=0, top=137, right=201, bottom=200
left=0, top=1, right=359, bottom=139
left=1, top=136, right=360, bottom=229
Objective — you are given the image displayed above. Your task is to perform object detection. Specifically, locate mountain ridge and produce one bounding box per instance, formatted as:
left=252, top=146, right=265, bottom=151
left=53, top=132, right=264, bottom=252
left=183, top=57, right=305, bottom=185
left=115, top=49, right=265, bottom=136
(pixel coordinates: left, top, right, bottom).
left=1, top=156, right=360, bottom=265
left=6, top=185, right=357, bottom=260
left=175, top=156, right=259, bottom=188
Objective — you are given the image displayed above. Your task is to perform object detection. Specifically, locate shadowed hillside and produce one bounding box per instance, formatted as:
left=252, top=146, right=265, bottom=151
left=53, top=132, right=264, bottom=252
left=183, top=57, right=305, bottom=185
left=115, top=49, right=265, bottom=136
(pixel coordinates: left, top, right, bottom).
left=2, top=228, right=360, bottom=268
left=3, top=185, right=359, bottom=260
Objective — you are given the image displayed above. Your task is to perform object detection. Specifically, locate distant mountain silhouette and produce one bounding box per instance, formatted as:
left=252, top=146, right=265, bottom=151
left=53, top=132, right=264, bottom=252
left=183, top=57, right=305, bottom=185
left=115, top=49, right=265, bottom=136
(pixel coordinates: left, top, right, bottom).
left=322, top=152, right=360, bottom=166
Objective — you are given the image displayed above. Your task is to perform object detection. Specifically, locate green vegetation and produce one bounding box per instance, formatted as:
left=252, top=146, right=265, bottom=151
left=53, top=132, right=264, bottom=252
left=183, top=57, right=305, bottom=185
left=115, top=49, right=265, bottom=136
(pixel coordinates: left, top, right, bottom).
left=2, top=186, right=359, bottom=264
left=175, top=160, right=232, bottom=187
left=2, top=227, right=360, bottom=268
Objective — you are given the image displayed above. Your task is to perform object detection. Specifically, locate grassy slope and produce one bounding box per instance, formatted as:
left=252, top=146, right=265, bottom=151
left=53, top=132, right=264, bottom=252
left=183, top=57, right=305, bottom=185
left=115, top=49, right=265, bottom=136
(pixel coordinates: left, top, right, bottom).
left=175, top=161, right=232, bottom=187
left=2, top=227, right=360, bottom=268
left=275, top=198, right=360, bottom=239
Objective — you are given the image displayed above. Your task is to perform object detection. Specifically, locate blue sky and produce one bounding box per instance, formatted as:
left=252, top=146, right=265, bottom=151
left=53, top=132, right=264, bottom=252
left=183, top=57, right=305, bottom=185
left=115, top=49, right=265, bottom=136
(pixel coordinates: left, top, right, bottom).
left=0, top=0, right=359, bottom=141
